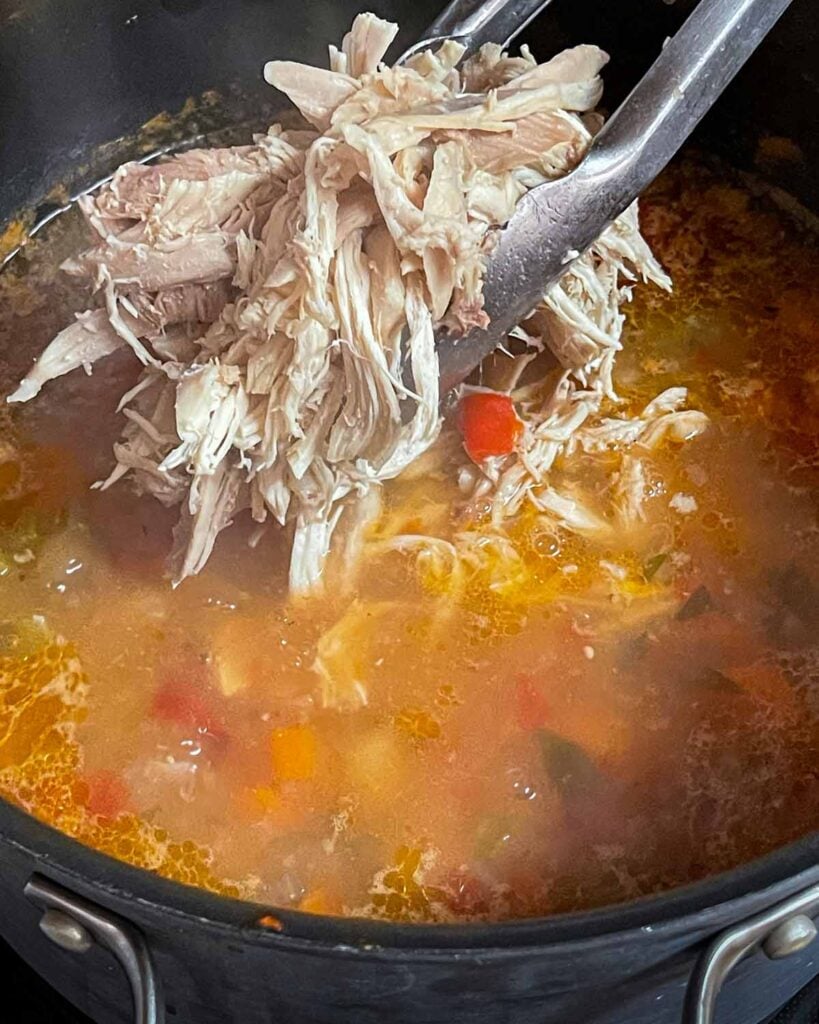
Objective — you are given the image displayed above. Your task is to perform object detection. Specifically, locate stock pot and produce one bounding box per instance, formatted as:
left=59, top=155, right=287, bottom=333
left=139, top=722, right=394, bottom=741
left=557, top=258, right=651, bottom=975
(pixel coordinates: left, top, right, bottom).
left=0, top=0, right=817, bottom=1021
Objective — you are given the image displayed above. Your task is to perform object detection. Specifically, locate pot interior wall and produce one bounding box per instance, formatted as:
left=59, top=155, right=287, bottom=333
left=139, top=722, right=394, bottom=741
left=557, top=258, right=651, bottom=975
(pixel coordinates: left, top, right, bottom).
left=0, top=0, right=815, bottom=225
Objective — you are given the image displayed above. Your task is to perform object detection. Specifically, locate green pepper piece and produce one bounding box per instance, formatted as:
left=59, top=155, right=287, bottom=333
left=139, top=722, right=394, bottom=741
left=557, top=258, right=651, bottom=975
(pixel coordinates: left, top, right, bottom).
left=676, top=585, right=713, bottom=621
left=538, top=729, right=600, bottom=796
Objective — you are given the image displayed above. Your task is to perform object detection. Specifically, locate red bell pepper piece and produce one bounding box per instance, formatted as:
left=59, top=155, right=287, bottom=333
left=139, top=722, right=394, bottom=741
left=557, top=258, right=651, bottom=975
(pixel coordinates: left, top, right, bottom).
left=458, top=392, right=523, bottom=463
left=84, top=770, right=129, bottom=819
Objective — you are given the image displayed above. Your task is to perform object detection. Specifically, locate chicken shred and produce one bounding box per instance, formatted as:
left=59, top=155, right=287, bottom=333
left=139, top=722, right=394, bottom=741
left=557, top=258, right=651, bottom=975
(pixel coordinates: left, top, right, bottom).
left=8, top=13, right=706, bottom=594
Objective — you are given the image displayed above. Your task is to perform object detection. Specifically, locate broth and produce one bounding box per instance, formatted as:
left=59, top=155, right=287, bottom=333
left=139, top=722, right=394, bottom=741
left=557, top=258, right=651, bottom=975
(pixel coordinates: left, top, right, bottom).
left=0, top=157, right=818, bottom=920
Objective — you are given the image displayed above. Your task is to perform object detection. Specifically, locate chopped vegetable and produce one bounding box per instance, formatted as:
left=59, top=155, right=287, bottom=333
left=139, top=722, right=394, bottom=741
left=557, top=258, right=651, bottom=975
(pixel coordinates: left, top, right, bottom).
left=0, top=457, right=21, bottom=497
left=271, top=724, right=316, bottom=781
left=151, top=676, right=226, bottom=743
left=83, top=770, right=129, bottom=819
left=458, top=392, right=523, bottom=463
left=691, top=667, right=741, bottom=694
left=618, top=631, right=649, bottom=668
left=346, top=726, right=406, bottom=804
left=642, top=552, right=668, bottom=582
left=0, top=505, right=65, bottom=576
left=550, top=699, right=630, bottom=761
left=0, top=444, right=79, bottom=574
left=257, top=914, right=284, bottom=931
left=239, top=785, right=311, bottom=830
left=676, top=585, right=713, bottom=620
left=538, top=729, right=600, bottom=796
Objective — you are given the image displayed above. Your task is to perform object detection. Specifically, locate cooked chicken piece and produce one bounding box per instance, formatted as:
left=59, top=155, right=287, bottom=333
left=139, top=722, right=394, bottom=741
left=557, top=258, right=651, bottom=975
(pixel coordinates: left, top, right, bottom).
left=262, top=63, right=358, bottom=131
left=62, top=231, right=236, bottom=290
left=614, top=454, right=647, bottom=527
left=124, top=280, right=234, bottom=329
left=461, top=42, right=538, bottom=92
left=7, top=308, right=134, bottom=403
left=445, top=110, right=591, bottom=176
left=571, top=390, right=709, bottom=453
left=336, top=12, right=398, bottom=77
left=97, top=147, right=272, bottom=217
left=529, top=486, right=611, bottom=538
left=9, top=14, right=705, bottom=600
left=171, top=461, right=247, bottom=581
left=363, top=225, right=406, bottom=373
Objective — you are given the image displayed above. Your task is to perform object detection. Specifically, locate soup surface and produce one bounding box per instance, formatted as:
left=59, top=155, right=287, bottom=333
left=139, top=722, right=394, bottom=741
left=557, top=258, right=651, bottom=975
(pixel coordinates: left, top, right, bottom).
left=0, top=158, right=818, bottom=921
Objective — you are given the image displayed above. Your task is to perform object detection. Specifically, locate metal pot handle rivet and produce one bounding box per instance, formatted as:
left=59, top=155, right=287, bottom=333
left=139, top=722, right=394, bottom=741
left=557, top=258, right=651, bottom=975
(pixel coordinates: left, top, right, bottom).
left=38, top=907, right=94, bottom=953
left=24, top=873, right=164, bottom=1024
left=761, top=914, right=818, bottom=960
left=683, top=882, right=819, bottom=1024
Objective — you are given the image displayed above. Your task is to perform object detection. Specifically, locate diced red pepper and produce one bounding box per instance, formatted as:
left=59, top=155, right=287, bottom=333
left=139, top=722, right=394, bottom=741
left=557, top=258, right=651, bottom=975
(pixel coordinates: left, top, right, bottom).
left=84, top=770, right=129, bottom=819
left=458, top=392, right=523, bottom=463
left=515, top=674, right=551, bottom=731
left=151, top=677, right=226, bottom=744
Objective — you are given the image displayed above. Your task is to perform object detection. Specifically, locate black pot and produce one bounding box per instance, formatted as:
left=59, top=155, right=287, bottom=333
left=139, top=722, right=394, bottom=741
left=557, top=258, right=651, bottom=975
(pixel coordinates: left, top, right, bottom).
left=0, top=2, right=817, bottom=1023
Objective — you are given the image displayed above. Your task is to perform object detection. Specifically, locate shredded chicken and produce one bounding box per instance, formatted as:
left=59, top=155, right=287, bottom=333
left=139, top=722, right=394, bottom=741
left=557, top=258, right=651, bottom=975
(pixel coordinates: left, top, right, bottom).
left=8, top=14, right=706, bottom=595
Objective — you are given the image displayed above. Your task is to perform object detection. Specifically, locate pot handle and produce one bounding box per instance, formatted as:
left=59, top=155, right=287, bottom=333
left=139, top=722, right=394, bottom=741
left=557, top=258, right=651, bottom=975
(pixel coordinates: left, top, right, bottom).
left=24, top=873, right=164, bottom=1024
left=683, top=881, right=819, bottom=1024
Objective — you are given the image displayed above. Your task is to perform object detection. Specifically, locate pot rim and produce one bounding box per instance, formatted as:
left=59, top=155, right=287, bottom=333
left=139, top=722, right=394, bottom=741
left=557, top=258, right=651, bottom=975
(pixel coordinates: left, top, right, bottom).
left=2, top=795, right=818, bottom=951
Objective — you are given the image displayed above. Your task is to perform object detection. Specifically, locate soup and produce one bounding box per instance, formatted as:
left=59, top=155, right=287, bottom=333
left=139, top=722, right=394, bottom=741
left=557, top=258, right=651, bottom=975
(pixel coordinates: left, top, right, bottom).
left=0, top=15, right=818, bottom=921
left=1, top=157, right=817, bottom=920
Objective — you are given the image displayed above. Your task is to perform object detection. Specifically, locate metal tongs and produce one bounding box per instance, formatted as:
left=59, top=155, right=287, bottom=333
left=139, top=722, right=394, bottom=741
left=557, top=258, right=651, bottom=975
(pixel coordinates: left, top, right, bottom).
left=400, top=0, right=794, bottom=392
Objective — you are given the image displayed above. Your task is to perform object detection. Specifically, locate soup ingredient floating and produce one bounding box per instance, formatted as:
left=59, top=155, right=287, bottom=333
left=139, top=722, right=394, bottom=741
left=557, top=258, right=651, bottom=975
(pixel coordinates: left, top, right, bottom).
left=7, top=13, right=701, bottom=593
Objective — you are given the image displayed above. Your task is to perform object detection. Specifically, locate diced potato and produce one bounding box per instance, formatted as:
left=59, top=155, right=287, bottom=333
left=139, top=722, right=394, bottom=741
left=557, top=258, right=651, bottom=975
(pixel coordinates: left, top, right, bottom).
left=215, top=651, right=247, bottom=698
left=346, top=725, right=405, bottom=799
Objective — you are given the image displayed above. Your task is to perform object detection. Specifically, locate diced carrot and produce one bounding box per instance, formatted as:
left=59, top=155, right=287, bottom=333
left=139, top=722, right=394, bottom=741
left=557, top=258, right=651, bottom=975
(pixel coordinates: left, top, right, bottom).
left=84, top=770, right=129, bottom=819
left=271, top=724, right=316, bottom=781
left=237, top=784, right=312, bottom=831
left=236, top=785, right=279, bottom=822
left=257, top=914, right=284, bottom=931
left=298, top=887, right=342, bottom=915
left=458, top=392, right=523, bottom=463
left=515, top=674, right=551, bottom=731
